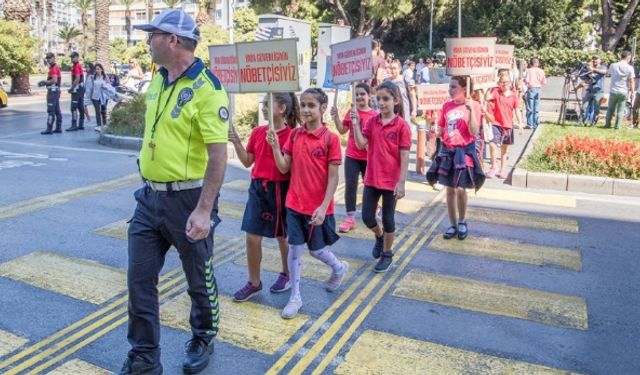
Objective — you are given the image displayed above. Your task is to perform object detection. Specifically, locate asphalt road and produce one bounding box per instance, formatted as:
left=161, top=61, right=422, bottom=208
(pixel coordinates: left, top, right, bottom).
left=1, top=99, right=639, bottom=375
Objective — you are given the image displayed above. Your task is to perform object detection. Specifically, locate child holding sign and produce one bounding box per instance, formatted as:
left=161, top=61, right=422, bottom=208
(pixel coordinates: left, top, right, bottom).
left=352, top=81, right=411, bottom=273
left=427, top=77, right=485, bottom=240
left=330, top=83, right=378, bottom=233
left=267, top=88, right=349, bottom=319
left=229, top=93, right=300, bottom=302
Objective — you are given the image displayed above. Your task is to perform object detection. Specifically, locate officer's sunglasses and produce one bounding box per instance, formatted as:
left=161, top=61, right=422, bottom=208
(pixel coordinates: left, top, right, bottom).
left=147, top=32, right=172, bottom=44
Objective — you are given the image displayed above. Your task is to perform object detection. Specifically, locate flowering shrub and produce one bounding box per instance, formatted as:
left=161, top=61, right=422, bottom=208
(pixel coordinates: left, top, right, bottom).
left=539, top=135, right=640, bottom=179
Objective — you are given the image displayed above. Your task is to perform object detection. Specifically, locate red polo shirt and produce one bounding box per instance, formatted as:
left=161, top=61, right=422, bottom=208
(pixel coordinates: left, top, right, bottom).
left=362, top=114, right=412, bottom=191
left=438, top=100, right=480, bottom=149
left=342, top=108, right=378, bottom=161
left=48, top=64, right=61, bottom=87
left=71, top=62, right=84, bottom=83
left=488, top=87, right=518, bottom=129
left=283, top=124, right=342, bottom=216
left=246, top=125, right=292, bottom=181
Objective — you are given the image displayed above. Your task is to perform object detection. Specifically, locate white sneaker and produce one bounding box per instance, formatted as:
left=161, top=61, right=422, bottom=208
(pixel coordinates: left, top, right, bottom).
left=94, top=126, right=102, bottom=133
left=326, top=261, right=349, bottom=292
left=281, top=297, right=303, bottom=319
left=433, top=183, right=444, bottom=191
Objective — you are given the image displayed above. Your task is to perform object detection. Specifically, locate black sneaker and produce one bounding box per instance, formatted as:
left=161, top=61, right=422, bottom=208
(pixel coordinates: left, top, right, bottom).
left=183, top=338, right=214, bottom=374
left=372, top=235, right=384, bottom=259
left=119, top=353, right=162, bottom=375
left=374, top=252, right=393, bottom=273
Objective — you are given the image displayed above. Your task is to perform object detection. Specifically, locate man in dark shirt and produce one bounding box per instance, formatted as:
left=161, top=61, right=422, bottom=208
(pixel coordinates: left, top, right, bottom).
left=582, top=54, right=607, bottom=126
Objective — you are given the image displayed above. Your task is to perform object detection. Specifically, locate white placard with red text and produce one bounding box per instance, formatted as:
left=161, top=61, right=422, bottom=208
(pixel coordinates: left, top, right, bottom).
left=208, top=44, right=240, bottom=93
left=445, top=37, right=497, bottom=76
left=235, top=38, right=300, bottom=93
left=470, top=72, right=497, bottom=91
left=417, top=84, right=450, bottom=111
left=330, top=36, right=373, bottom=84
left=495, top=44, right=515, bottom=70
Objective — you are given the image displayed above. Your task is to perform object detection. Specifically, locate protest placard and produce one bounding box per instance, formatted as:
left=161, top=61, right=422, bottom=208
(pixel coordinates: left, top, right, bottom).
left=330, top=36, right=373, bottom=84
left=445, top=37, right=497, bottom=76
left=208, top=44, right=240, bottom=93
left=323, top=56, right=350, bottom=91
left=235, top=38, right=300, bottom=93
left=417, top=84, right=450, bottom=111
left=495, top=44, right=515, bottom=70
left=470, top=72, right=497, bottom=91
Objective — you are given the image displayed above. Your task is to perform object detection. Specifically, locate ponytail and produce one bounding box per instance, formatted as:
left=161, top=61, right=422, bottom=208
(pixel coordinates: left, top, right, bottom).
left=273, top=92, right=300, bottom=128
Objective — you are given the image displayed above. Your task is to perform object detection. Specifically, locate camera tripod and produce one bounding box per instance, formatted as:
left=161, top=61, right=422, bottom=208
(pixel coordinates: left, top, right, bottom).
left=558, top=74, right=584, bottom=125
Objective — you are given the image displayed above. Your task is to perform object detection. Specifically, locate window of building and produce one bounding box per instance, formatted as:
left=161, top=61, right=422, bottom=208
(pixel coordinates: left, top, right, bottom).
left=215, top=9, right=222, bottom=20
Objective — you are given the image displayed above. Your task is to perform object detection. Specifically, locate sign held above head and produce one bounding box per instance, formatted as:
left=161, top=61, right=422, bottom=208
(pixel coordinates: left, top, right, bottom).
left=330, top=36, right=373, bottom=85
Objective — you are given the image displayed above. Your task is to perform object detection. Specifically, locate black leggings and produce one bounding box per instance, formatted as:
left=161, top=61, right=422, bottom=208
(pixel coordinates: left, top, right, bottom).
left=362, top=185, right=396, bottom=233
left=344, top=156, right=367, bottom=212
left=92, top=99, right=107, bottom=127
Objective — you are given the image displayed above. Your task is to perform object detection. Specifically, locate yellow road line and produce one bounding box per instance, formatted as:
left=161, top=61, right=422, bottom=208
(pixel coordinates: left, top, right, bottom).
left=429, top=236, right=582, bottom=271
left=0, top=330, right=28, bottom=358
left=334, top=330, right=582, bottom=374
left=266, top=191, right=445, bottom=374
left=0, top=236, right=241, bottom=371
left=471, top=188, right=577, bottom=208
left=467, top=207, right=579, bottom=233
left=233, top=247, right=365, bottom=284
left=160, top=294, right=310, bottom=355
left=0, top=251, right=127, bottom=305
left=7, top=243, right=246, bottom=375
left=0, top=174, right=140, bottom=221
left=392, top=270, right=588, bottom=330
left=45, top=358, right=110, bottom=375
left=302, top=212, right=446, bottom=375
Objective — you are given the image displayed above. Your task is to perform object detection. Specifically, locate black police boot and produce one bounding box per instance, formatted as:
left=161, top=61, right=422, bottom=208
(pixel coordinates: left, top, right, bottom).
left=119, top=353, right=162, bottom=375
left=182, top=338, right=214, bottom=374
left=66, top=125, right=79, bottom=131
left=53, top=126, right=62, bottom=133
left=41, top=126, right=53, bottom=135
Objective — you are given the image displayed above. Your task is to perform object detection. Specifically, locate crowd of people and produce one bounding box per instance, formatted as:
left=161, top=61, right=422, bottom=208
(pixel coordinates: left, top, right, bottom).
left=38, top=53, right=146, bottom=135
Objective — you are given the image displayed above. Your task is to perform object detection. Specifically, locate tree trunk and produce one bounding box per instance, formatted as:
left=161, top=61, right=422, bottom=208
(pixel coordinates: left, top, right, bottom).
left=125, top=9, right=132, bottom=46
left=10, top=74, right=31, bottom=95
left=207, top=0, right=215, bottom=24
left=147, top=0, right=154, bottom=22
left=600, top=0, right=640, bottom=51
left=356, top=0, right=366, bottom=36
left=324, top=0, right=351, bottom=27
left=82, top=10, right=89, bottom=57
left=95, top=0, right=110, bottom=70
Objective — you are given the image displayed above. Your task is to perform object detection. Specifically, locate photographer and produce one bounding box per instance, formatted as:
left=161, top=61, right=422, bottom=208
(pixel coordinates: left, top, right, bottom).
left=581, top=55, right=607, bottom=126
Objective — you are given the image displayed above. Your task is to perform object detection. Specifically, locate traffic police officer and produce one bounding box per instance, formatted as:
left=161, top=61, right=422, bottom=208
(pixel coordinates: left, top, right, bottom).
left=40, top=52, right=63, bottom=135
left=66, top=51, right=85, bottom=131
left=120, top=9, right=229, bottom=375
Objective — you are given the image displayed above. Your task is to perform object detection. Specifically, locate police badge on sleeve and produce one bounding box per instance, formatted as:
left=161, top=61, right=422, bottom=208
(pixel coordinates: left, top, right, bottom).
left=219, top=107, right=229, bottom=121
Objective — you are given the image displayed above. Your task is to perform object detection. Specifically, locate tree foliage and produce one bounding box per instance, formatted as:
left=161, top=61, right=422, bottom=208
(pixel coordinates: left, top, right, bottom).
left=0, top=20, right=38, bottom=78
left=194, top=24, right=229, bottom=66
left=233, top=7, right=258, bottom=42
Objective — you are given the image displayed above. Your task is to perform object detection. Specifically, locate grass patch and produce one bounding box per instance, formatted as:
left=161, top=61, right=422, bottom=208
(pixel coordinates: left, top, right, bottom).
left=523, top=122, right=640, bottom=179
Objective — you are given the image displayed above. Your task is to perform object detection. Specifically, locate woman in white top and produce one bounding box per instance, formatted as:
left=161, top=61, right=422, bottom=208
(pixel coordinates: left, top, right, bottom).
left=84, top=63, right=115, bottom=132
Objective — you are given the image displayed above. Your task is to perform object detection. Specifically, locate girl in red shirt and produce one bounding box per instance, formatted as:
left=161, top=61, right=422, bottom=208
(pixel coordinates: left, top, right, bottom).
left=229, top=93, right=299, bottom=302
left=352, top=81, right=412, bottom=273
left=330, top=83, right=378, bottom=233
left=427, top=76, right=485, bottom=240
left=268, top=88, right=349, bottom=319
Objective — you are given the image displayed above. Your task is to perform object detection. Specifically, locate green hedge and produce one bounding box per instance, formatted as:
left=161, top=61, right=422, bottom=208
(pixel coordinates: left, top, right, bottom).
left=516, top=48, right=617, bottom=76
left=106, top=93, right=146, bottom=138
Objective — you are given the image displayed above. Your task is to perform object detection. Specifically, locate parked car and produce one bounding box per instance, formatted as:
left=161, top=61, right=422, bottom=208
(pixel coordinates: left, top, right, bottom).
left=0, top=83, right=8, bottom=109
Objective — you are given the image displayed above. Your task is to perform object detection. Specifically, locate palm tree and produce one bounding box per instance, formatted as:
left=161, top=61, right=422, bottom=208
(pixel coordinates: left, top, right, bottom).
left=3, top=0, right=33, bottom=94
left=70, top=0, right=93, bottom=58
left=195, top=0, right=214, bottom=25
left=57, top=25, right=81, bottom=53
left=147, top=0, right=154, bottom=22
left=164, top=0, right=181, bottom=8
left=94, top=0, right=110, bottom=70
left=121, top=0, right=135, bottom=46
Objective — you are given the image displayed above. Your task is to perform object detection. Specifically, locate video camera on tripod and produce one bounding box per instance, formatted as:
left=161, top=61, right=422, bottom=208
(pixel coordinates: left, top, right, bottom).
left=566, top=62, right=598, bottom=86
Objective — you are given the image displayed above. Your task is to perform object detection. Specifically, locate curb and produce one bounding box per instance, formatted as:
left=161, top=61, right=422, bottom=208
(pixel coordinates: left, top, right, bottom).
left=99, top=133, right=238, bottom=159
left=512, top=124, right=640, bottom=197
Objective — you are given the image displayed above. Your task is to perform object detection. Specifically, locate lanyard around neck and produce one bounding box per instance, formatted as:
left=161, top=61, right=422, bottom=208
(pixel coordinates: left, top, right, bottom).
left=150, top=78, right=178, bottom=139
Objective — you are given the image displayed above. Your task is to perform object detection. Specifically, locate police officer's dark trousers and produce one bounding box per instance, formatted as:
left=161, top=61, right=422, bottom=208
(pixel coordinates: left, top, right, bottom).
left=46, top=90, right=62, bottom=131
left=71, top=87, right=85, bottom=128
left=127, top=185, right=220, bottom=363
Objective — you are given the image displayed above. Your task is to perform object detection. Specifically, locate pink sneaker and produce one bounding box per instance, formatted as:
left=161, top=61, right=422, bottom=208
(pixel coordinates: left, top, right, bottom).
left=486, top=166, right=496, bottom=178
left=497, top=168, right=508, bottom=179
left=338, top=217, right=356, bottom=233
